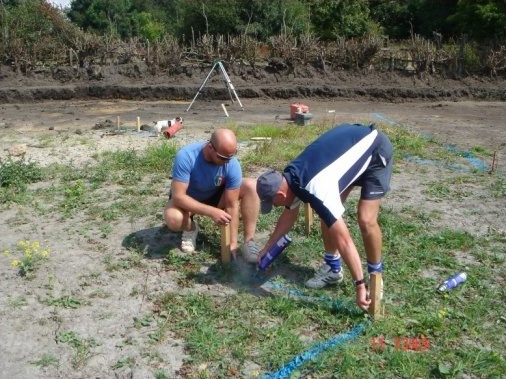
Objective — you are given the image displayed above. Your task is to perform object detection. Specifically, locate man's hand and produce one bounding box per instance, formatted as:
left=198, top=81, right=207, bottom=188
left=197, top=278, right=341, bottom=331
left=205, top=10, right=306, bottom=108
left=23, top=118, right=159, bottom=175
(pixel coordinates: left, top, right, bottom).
left=210, top=208, right=232, bottom=225
left=256, top=247, right=268, bottom=264
left=230, top=248, right=238, bottom=260
left=356, top=284, right=371, bottom=311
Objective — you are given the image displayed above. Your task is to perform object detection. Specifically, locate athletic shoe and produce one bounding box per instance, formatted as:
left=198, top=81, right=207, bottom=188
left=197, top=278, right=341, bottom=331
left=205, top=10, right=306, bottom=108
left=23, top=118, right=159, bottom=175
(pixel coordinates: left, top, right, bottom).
left=241, top=240, right=261, bottom=263
left=305, top=263, right=344, bottom=289
left=181, top=222, right=199, bottom=253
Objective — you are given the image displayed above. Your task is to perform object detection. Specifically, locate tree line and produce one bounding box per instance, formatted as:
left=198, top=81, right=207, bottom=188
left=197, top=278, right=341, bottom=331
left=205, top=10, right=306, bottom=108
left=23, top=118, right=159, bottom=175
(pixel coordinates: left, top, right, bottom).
left=62, top=0, right=506, bottom=44
left=1, top=0, right=505, bottom=78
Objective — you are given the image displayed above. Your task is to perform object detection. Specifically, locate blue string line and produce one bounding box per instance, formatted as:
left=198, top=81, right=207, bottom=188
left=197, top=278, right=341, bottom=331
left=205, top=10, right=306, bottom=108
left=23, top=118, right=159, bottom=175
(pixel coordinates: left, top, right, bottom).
left=372, top=112, right=398, bottom=125
left=259, top=322, right=368, bottom=379
left=262, top=281, right=361, bottom=315
left=256, top=280, right=367, bottom=379
left=443, top=144, right=489, bottom=171
left=373, top=112, right=489, bottom=172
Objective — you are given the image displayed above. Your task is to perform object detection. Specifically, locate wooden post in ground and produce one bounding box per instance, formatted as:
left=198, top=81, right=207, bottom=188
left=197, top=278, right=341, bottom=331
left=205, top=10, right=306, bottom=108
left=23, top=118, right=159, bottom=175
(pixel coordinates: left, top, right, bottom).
left=304, top=203, right=313, bottom=235
left=368, top=272, right=383, bottom=320
left=136, top=116, right=141, bottom=132
left=220, top=224, right=231, bottom=263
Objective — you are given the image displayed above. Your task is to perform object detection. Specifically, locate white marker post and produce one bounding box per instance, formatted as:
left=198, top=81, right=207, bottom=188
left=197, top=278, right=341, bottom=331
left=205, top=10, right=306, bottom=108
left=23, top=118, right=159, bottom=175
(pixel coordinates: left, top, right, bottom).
left=221, top=103, right=229, bottom=117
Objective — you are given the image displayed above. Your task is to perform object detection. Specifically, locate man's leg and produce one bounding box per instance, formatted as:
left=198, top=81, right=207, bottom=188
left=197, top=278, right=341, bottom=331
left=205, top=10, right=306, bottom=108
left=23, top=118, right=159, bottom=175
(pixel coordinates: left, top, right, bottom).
left=239, top=177, right=259, bottom=242
left=305, top=187, right=354, bottom=289
left=164, top=200, right=199, bottom=253
left=357, top=198, right=382, bottom=268
left=238, top=177, right=260, bottom=262
left=164, top=199, right=192, bottom=232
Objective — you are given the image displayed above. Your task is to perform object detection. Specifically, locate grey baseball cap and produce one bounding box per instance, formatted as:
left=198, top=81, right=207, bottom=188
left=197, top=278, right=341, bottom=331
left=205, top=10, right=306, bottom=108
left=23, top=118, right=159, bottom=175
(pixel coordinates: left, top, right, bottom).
left=256, top=169, right=283, bottom=214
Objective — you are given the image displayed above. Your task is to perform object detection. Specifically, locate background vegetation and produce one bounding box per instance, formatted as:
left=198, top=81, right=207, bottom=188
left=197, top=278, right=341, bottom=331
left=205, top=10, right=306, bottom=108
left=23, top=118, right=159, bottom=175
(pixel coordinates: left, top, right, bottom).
left=1, top=0, right=505, bottom=78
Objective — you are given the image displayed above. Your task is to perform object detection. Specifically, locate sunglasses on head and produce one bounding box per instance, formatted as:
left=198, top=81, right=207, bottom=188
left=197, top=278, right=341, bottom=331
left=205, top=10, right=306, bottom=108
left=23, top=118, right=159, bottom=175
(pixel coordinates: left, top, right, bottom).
left=209, top=141, right=236, bottom=161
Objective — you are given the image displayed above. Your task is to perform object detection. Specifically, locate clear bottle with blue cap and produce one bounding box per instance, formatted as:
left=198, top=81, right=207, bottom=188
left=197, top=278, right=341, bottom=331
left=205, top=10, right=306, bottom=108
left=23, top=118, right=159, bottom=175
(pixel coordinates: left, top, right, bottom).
left=438, top=272, right=467, bottom=292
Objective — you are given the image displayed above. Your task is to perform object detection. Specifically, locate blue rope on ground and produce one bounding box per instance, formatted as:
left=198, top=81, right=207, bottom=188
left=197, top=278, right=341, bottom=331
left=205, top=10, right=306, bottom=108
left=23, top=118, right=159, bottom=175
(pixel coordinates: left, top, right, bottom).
left=372, top=112, right=398, bottom=125
left=256, top=280, right=367, bottom=379
left=259, top=322, right=368, bottom=379
left=373, top=112, right=489, bottom=172
left=404, top=155, right=471, bottom=172
left=443, top=144, right=489, bottom=171
left=262, top=281, right=361, bottom=315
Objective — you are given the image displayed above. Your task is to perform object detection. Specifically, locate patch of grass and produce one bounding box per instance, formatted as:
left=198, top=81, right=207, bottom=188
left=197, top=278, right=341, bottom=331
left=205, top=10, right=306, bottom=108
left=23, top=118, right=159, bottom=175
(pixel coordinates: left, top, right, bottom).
left=103, top=248, right=146, bottom=271
left=30, top=353, right=59, bottom=368
left=97, top=141, right=177, bottom=174
left=56, top=330, right=98, bottom=369
left=58, top=179, right=91, bottom=217
left=7, top=296, right=28, bottom=308
left=490, top=176, right=506, bottom=198
left=42, top=295, right=87, bottom=309
left=154, top=369, right=170, bottom=379
left=0, top=156, right=44, bottom=204
left=112, top=357, right=135, bottom=369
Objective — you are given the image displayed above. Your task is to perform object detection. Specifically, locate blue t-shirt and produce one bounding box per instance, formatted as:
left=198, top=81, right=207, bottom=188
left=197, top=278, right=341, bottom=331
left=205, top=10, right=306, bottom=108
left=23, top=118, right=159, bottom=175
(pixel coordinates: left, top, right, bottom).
left=172, top=142, right=242, bottom=201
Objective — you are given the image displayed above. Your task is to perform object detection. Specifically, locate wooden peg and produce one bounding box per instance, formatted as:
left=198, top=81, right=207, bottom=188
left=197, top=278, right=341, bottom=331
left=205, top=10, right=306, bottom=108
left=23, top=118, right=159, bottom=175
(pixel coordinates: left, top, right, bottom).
left=368, top=272, right=383, bottom=320
left=220, top=224, right=231, bottom=263
left=304, top=203, right=313, bottom=235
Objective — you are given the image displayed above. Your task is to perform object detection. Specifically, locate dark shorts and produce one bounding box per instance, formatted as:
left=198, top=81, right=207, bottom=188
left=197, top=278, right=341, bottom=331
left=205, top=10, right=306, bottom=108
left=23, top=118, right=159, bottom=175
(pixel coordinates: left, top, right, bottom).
left=169, top=186, right=225, bottom=207
left=200, top=187, right=225, bottom=206
left=354, top=132, right=393, bottom=200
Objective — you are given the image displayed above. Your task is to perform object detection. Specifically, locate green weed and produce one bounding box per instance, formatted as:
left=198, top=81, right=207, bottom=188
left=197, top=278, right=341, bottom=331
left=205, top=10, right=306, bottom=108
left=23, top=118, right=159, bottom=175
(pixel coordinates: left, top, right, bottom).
left=0, top=156, right=44, bottom=204
left=42, top=295, right=86, bottom=309
left=57, top=330, right=98, bottom=369
left=4, top=239, right=50, bottom=278
left=30, top=353, right=59, bottom=368
left=112, top=357, right=135, bottom=369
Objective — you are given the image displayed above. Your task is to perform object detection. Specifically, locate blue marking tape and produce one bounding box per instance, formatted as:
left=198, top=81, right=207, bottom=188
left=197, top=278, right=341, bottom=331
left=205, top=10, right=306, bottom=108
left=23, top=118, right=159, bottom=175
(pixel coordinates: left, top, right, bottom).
left=257, top=280, right=367, bottom=379
left=260, top=322, right=368, bottom=379
left=262, top=281, right=361, bottom=315
left=372, top=112, right=398, bottom=125
left=443, top=144, right=489, bottom=171
left=373, top=112, right=489, bottom=172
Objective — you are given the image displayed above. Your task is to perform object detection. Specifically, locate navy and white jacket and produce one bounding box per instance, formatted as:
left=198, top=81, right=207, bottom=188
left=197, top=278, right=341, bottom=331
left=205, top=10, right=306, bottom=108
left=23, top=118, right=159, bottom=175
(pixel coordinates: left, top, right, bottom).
left=283, top=123, right=388, bottom=227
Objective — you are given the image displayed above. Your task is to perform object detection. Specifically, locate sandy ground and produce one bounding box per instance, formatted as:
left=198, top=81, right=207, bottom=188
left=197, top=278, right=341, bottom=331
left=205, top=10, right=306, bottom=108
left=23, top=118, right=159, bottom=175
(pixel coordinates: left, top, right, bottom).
left=1, top=97, right=505, bottom=378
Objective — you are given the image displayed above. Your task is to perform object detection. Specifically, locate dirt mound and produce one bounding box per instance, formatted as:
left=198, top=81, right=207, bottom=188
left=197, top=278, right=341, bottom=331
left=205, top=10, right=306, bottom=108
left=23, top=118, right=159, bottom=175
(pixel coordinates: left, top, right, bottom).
left=1, top=62, right=505, bottom=103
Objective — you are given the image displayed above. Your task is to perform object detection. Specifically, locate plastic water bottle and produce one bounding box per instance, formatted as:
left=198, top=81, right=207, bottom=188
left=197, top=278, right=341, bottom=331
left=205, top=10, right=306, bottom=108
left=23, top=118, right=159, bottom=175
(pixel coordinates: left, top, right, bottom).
left=438, top=272, right=467, bottom=292
left=258, top=235, right=292, bottom=270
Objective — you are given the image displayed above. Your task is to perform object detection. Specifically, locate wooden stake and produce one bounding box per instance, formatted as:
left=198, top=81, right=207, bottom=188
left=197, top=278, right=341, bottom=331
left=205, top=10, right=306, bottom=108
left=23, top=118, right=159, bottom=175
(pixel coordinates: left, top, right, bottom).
left=116, top=115, right=120, bottom=130
left=490, top=151, right=498, bottom=174
left=136, top=116, right=141, bottom=132
left=221, top=103, right=229, bottom=117
left=220, top=224, right=231, bottom=263
left=368, top=272, right=383, bottom=320
left=304, top=203, right=313, bottom=235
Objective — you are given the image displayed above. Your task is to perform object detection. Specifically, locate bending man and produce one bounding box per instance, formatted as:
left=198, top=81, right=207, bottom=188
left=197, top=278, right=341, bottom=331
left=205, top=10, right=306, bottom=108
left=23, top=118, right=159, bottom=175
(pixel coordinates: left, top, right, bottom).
left=255, top=123, right=393, bottom=311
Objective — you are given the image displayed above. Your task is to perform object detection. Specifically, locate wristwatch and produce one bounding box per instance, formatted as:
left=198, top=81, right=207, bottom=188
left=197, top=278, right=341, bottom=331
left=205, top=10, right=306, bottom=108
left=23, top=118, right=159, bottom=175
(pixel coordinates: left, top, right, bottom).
left=354, top=278, right=366, bottom=287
